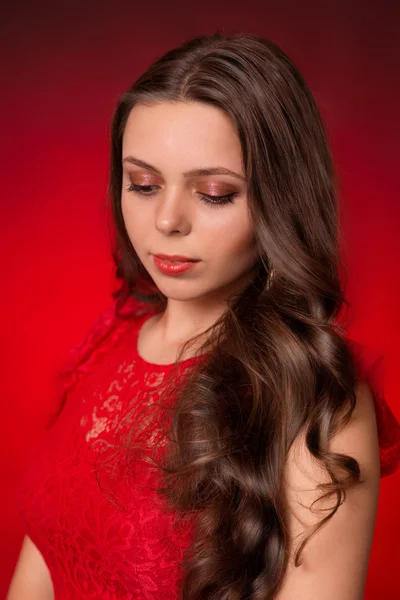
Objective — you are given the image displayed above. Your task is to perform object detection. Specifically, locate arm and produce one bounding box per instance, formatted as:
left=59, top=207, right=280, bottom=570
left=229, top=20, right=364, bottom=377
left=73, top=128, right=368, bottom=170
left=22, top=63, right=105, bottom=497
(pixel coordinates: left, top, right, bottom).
left=7, top=535, right=54, bottom=600
left=277, top=380, right=380, bottom=600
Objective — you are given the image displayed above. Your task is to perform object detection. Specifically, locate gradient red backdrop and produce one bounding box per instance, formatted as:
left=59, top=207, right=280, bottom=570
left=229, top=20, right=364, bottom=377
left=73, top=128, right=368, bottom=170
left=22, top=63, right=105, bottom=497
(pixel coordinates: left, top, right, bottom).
left=1, top=1, right=399, bottom=598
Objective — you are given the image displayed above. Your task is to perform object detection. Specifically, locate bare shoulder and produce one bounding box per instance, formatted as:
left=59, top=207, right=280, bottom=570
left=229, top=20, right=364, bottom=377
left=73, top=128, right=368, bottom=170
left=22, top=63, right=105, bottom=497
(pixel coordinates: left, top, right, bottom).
left=277, top=381, right=380, bottom=600
left=329, top=379, right=380, bottom=480
left=7, top=535, right=54, bottom=599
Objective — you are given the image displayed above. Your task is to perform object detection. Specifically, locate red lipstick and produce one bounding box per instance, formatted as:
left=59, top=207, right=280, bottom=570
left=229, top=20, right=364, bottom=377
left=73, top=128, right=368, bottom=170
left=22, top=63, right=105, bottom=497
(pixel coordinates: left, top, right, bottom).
left=153, top=254, right=200, bottom=275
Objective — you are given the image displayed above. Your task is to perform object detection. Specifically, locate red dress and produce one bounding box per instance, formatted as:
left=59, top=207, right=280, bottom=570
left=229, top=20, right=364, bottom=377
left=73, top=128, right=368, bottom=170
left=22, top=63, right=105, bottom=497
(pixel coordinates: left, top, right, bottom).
left=16, top=295, right=400, bottom=599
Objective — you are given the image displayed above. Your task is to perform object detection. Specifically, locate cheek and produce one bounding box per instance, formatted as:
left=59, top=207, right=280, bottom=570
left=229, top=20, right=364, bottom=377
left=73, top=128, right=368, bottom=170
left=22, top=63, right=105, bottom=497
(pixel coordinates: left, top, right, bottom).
left=121, top=195, right=131, bottom=224
left=205, top=210, right=256, bottom=259
left=121, top=196, right=146, bottom=237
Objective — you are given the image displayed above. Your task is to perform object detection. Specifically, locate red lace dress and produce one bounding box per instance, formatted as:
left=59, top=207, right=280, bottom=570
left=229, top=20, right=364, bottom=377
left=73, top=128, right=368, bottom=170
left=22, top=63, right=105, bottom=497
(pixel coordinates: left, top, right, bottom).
left=16, top=295, right=400, bottom=599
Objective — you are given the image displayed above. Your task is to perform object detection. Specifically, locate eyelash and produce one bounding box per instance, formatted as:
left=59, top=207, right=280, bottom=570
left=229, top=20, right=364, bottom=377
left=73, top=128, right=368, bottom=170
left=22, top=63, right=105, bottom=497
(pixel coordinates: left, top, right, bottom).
left=125, top=183, right=236, bottom=207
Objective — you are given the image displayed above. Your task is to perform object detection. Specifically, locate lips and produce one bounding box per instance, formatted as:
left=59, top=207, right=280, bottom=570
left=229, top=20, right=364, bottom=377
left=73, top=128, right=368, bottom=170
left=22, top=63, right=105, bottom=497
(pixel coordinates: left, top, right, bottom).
left=154, top=254, right=198, bottom=262
left=153, top=255, right=199, bottom=275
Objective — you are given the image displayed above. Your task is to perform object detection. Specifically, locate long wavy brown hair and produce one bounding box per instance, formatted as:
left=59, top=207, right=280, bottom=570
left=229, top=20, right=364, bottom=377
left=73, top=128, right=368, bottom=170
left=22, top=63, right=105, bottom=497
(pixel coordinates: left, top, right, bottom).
left=107, top=32, right=360, bottom=600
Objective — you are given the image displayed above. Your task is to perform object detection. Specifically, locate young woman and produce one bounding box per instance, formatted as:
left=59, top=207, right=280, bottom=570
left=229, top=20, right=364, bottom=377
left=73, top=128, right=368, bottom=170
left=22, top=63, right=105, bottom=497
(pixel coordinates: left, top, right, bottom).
left=8, top=32, right=400, bottom=600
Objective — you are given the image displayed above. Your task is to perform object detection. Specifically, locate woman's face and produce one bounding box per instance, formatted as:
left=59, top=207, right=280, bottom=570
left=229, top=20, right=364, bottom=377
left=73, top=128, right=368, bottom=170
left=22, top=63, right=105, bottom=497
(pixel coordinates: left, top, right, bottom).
left=121, top=101, right=258, bottom=303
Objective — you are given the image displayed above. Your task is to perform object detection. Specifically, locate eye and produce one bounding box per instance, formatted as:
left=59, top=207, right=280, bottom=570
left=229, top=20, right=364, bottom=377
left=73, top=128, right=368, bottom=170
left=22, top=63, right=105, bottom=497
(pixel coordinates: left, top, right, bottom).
left=197, top=192, right=237, bottom=207
left=126, top=183, right=158, bottom=195
left=126, top=183, right=237, bottom=207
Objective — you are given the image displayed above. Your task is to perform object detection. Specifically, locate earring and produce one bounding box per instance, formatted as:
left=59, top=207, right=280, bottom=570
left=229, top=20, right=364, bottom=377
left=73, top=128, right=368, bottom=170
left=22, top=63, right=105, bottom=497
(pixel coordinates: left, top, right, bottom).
left=267, top=266, right=275, bottom=290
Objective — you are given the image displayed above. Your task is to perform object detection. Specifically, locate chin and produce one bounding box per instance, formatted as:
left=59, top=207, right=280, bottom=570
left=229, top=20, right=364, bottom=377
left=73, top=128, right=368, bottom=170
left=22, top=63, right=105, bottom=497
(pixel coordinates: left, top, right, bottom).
left=155, top=281, right=208, bottom=301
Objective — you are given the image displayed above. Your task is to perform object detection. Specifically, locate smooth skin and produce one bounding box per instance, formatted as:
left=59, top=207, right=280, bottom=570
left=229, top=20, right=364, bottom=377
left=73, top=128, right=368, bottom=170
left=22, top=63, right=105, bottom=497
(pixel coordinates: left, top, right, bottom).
left=7, top=535, right=54, bottom=599
left=121, top=100, right=259, bottom=364
left=279, top=379, right=380, bottom=599
left=8, top=100, right=380, bottom=598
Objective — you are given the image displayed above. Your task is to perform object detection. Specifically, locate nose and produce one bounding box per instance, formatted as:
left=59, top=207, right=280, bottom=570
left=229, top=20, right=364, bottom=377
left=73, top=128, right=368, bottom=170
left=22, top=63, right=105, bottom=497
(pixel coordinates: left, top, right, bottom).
left=154, top=188, right=191, bottom=236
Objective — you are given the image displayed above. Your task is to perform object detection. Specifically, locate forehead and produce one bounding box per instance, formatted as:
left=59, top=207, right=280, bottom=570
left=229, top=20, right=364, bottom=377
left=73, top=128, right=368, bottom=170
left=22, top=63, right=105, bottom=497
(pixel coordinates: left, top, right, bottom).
left=122, top=101, right=244, bottom=174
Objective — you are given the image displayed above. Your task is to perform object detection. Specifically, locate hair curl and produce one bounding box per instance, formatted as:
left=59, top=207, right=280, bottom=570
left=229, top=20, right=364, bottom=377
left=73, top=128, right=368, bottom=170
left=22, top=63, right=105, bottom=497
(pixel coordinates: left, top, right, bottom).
left=107, top=32, right=360, bottom=600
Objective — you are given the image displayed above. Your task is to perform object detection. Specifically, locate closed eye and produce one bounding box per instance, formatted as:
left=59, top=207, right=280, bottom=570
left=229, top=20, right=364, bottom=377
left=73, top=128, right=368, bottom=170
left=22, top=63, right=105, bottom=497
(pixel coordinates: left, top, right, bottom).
left=126, top=183, right=237, bottom=207
left=127, top=184, right=158, bottom=194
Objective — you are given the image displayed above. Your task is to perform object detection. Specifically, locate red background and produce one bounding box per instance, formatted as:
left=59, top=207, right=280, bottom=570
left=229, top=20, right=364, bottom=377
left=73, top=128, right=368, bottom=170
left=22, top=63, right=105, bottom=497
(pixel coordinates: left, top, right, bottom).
left=1, top=1, right=399, bottom=598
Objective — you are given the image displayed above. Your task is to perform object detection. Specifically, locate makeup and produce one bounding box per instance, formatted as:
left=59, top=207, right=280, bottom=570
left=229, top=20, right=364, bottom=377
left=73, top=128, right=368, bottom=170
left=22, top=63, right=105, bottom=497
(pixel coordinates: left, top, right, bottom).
left=153, top=255, right=200, bottom=275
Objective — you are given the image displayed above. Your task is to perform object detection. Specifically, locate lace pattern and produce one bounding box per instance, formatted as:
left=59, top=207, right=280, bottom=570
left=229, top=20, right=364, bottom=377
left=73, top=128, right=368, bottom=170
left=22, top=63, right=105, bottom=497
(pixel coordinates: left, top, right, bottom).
left=16, top=297, right=400, bottom=598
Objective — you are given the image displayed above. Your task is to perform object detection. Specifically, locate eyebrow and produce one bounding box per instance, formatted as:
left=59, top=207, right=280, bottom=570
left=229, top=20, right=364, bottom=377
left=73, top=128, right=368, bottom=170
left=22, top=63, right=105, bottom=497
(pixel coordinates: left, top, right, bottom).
left=122, top=156, right=245, bottom=181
